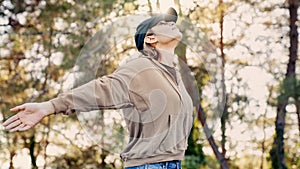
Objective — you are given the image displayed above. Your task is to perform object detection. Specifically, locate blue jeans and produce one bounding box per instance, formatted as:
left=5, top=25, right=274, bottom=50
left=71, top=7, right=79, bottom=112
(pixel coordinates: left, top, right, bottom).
left=125, top=160, right=181, bottom=169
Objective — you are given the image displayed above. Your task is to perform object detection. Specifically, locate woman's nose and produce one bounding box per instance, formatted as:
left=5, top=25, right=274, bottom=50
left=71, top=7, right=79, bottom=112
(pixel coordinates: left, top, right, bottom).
left=169, top=22, right=175, bottom=26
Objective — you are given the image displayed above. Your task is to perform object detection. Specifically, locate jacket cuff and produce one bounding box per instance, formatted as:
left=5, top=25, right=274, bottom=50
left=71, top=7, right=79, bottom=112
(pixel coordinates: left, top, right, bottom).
left=49, top=97, right=68, bottom=114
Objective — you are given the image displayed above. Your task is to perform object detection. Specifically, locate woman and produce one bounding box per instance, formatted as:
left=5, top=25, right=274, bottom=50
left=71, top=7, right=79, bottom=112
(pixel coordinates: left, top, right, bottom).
left=3, top=8, right=194, bottom=169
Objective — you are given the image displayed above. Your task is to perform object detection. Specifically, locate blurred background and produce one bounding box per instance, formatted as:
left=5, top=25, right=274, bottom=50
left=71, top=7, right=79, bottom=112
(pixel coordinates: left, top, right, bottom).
left=0, top=0, right=299, bottom=169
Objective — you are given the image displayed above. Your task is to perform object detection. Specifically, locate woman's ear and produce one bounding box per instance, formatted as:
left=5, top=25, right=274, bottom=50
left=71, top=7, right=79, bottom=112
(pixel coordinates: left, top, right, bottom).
left=144, top=35, right=158, bottom=44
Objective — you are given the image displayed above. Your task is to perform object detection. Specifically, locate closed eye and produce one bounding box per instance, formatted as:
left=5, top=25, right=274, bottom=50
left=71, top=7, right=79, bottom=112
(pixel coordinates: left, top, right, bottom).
left=146, top=33, right=154, bottom=36
left=158, top=21, right=168, bottom=25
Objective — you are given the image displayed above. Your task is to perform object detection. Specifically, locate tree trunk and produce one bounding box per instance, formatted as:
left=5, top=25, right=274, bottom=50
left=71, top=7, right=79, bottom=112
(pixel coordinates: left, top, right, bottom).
left=8, top=135, right=18, bottom=169
left=173, top=0, right=183, bottom=16
left=219, top=0, right=228, bottom=161
left=271, top=0, right=298, bottom=168
left=296, top=101, right=300, bottom=135
left=156, top=0, right=160, bottom=10
left=29, top=135, right=37, bottom=168
left=99, top=110, right=107, bottom=168
left=9, top=151, right=15, bottom=169
left=197, top=105, right=229, bottom=169
left=147, top=0, right=153, bottom=12
left=287, top=0, right=298, bottom=78
left=43, top=117, right=51, bottom=169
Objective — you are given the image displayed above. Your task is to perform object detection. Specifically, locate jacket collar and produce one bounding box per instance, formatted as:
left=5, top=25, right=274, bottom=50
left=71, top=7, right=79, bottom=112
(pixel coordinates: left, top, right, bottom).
left=142, top=56, right=182, bottom=99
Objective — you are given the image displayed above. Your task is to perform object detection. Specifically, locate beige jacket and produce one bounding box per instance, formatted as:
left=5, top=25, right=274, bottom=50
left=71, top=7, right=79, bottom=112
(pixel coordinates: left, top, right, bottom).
left=50, top=56, right=194, bottom=167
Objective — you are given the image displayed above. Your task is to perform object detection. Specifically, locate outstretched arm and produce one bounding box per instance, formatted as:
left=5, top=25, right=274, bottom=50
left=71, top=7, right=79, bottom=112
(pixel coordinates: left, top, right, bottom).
left=3, top=102, right=55, bottom=132
left=3, top=61, right=137, bottom=132
left=3, top=74, right=131, bottom=132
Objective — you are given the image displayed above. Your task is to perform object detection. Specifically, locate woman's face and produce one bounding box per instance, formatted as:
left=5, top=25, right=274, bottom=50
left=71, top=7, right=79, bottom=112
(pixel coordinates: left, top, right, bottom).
left=149, top=21, right=182, bottom=44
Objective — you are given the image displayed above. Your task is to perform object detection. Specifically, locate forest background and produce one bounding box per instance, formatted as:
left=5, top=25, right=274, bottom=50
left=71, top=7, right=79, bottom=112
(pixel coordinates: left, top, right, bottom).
left=0, top=0, right=299, bottom=169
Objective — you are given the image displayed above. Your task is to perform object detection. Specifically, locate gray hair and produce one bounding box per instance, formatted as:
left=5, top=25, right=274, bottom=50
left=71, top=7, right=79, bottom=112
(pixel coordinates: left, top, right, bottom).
left=139, top=29, right=160, bottom=60
left=140, top=43, right=160, bottom=60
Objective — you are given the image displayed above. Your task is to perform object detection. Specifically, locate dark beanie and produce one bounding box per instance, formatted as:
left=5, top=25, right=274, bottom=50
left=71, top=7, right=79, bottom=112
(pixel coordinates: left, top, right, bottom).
left=134, top=7, right=178, bottom=52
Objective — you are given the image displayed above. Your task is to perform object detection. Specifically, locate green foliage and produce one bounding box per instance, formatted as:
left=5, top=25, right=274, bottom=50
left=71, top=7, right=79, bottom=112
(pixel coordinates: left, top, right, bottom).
left=184, top=121, right=206, bottom=169
left=183, top=155, right=204, bottom=169
left=278, top=76, right=298, bottom=103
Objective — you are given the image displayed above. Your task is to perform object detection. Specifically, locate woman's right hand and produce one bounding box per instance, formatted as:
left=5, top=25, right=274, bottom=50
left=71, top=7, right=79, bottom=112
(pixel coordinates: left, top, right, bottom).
left=3, top=101, right=55, bottom=132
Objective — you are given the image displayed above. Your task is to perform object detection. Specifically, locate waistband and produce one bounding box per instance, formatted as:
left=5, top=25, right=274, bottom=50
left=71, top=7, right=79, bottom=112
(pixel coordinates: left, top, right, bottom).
left=125, top=160, right=181, bottom=169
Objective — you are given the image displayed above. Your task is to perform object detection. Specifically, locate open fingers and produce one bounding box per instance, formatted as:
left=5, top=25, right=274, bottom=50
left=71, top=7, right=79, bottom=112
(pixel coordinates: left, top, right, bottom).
left=4, top=118, right=22, bottom=130
left=18, top=124, right=32, bottom=131
left=10, top=104, right=26, bottom=112
left=8, top=123, right=27, bottom=132
left=3, top=115, right=19, bottom=127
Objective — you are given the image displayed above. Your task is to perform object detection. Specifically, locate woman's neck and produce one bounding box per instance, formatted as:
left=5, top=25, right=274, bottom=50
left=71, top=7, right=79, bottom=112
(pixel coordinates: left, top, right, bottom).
left=157, top=49, right=176, bottom=67
left=154, top=41, right=177, bottom=67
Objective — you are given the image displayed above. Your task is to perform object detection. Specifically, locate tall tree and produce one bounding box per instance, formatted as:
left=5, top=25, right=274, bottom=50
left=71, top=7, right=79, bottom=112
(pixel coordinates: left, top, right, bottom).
left=270, top=0, right=298, bottom=168
left=175, top=0, right=230, bottom=168
left=218, top=0, right=228, bottom=161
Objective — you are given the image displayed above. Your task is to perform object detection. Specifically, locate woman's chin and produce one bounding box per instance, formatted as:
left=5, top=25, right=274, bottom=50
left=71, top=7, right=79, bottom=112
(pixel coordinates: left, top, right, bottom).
left=176, top=32, right=183, bottom=41
left=172, top=33, right=182, bottom=42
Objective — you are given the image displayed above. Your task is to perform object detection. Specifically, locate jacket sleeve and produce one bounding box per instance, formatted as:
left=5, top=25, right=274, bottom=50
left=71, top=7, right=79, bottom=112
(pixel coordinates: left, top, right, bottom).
left=49, top=67, right=134, bottom=115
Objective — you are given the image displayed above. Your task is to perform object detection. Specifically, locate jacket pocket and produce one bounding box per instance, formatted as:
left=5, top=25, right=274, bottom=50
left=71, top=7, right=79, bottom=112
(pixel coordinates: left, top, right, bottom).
left=157, top=114, right=187, bottom=153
